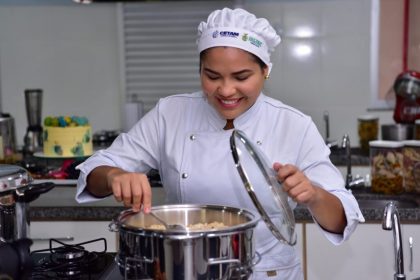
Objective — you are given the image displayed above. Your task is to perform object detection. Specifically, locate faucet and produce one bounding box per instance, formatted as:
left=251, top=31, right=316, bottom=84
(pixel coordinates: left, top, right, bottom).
left=341, top=134, right=352, bottom=188
left=341, top=134, right=364, bottom=189
left=383, top=201, right=405, bottom=280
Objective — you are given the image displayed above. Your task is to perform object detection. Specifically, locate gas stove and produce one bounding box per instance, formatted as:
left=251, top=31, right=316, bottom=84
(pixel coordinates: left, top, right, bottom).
left=30, top=238, right=124, bottom=280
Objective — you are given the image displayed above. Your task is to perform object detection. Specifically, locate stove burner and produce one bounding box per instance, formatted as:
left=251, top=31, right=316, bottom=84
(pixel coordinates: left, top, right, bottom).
left=30, top=237, right=109, bottom=279
left=54, top=245, right=87, bottom=261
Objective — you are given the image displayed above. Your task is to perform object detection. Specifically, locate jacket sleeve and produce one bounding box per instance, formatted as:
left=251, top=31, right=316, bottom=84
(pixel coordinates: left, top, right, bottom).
left=75, top=103, right=161, bottom=203
left=297, top=119, right=365, bottom=245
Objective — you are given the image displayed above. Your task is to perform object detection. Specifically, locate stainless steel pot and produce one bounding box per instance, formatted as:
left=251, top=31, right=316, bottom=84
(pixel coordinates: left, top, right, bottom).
left=0, top=164, right=54, bottom=242
left=109, top=204, right=260, bottom=280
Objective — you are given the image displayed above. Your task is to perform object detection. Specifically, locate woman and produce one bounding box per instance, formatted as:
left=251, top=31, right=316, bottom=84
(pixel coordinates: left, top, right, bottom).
left=76, top=7, right=364, bottom=279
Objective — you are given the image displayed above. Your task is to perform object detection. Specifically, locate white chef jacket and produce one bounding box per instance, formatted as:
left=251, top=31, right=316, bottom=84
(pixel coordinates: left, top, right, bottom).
left=76, top=91, right=364, bottom=279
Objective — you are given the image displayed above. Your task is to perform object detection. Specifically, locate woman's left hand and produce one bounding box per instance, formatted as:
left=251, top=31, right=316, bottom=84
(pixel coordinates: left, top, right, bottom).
left=273, top=162, right=319, bottom=206
left=273, top=162, right=347, bottom=233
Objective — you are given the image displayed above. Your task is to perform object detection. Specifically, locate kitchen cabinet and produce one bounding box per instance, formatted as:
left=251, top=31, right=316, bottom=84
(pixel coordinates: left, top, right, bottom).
left=305, top=223, right=420, bottom=280
left=30, top=221, right=118, bottom=252
left=306, top=223, right=393, bottom=280
left=400, top=224, right=420, bottom=280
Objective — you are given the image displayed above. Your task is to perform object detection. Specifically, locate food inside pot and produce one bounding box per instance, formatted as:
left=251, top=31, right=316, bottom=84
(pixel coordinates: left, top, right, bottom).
left=148, top=221, right=227, bottom=231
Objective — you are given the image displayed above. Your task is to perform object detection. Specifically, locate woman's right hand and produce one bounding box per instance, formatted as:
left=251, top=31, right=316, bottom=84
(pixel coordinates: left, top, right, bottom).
left=106, top=168, right=152, bottom=213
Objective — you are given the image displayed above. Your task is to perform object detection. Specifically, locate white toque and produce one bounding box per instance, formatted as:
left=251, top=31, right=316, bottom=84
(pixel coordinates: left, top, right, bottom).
left=197, top=8, right=281, bottom=73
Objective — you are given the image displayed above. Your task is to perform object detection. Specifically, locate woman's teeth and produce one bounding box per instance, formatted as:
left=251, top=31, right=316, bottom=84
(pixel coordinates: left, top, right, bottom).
left=221, top=99, right=239, bottom=105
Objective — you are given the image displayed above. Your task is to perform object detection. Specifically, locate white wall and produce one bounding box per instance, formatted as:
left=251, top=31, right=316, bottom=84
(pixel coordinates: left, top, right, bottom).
left=0, top=2, right=122, bottom=147
left=0, top=0, right=394, bottom=148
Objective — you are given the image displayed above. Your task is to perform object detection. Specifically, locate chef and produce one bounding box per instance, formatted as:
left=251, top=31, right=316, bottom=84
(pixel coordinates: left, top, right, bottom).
left=76, top=7, right=365, bottom=279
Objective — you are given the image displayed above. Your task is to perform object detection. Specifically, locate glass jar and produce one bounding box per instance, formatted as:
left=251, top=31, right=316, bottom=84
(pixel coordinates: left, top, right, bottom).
left=358, top=115, right=378, bottom=155
left=402, top=140, right=420, bottom=193
left=370, top=140, right=404, bottom=194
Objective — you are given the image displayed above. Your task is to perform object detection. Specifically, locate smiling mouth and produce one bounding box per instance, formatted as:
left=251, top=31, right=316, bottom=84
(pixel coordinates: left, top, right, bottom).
left=219, top=98, right=241, bottom=107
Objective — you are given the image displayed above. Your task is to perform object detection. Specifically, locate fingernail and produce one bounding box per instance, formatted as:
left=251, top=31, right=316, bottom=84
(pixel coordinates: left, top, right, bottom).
left=143, top=207, right=151, bottom=213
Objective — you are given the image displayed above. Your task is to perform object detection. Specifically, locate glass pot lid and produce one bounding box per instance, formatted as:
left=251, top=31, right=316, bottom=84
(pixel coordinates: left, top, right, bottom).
left=230, top=130, right=296, bottom=245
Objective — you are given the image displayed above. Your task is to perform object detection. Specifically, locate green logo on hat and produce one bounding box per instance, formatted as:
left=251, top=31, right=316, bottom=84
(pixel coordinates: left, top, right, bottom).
left=241, top=33, right=262, bottom=48
left=249, top=37, right=262, bottom=48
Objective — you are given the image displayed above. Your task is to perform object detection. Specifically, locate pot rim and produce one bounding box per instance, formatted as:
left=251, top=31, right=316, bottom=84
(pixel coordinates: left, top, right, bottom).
left=112, top=204, right=260, bottom=238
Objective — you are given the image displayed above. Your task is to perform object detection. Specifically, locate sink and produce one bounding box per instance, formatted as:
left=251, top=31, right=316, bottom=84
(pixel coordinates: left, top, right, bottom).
left=356, top=197, right=419, bottom=209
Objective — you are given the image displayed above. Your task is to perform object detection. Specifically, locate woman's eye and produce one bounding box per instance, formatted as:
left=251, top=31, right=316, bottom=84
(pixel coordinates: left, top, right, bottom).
left=207, top=75, right=219, bottom=80
left=236, top=75, right=249, bottom=81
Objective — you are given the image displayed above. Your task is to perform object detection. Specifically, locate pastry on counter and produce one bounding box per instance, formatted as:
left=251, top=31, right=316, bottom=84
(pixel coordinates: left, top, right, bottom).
left=43, top=116, right=93, bottom=157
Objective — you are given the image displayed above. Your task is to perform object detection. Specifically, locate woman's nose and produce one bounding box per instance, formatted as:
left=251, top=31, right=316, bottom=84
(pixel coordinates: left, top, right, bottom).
left=217, top=80, right=236, bottom=96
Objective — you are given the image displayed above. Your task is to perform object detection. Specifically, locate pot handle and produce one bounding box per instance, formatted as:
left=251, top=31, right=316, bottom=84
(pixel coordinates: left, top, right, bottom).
left=109, top=210, right=132, bottom=232
left=108, top=220, right=119, bottom=232
left=208, top=257, right=254, bottom=280
left=15, top=182, right=55, bottom=203
left=207, top=257, right=241, bottom=266
left=207, top=251, right=261, bottom=267
left=251, top=251, right=261, bottom=266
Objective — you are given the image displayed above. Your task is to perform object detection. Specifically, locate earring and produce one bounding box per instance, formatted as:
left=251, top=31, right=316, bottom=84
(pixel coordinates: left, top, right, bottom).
left=264, top=75, right=270, bottom=80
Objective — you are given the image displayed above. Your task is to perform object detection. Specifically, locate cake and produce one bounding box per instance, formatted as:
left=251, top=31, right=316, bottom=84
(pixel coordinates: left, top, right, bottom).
left=43, top=116, right=93, bottom=157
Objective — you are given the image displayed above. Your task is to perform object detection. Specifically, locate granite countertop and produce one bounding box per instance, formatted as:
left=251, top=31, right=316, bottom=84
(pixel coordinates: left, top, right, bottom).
left=28, top=184, right=420, bottom=224
left=23, top=145, right=382, bottom=223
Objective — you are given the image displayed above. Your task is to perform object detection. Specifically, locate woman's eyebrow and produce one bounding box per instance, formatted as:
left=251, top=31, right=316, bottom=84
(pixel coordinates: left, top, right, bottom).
left=232, top=69, right=253, bottom=75
left=203, top=68, right=253, bottom=75
left=203, top=68, right=219, bottom=74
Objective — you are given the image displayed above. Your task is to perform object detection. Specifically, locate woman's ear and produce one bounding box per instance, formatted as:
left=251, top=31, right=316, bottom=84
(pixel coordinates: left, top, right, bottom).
left=263, top=66, right=270, bottom=80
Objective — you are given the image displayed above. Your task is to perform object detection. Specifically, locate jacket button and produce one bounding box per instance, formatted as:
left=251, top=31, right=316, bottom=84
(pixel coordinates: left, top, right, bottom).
left=257, top=140, right=262, bottom=145
left=190, top=135, right=196, bottom=140
left=181, top=173, right=188, bottom=179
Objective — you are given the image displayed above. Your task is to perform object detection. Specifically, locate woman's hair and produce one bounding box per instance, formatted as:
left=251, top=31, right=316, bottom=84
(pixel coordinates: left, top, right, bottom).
left=199, top=47, right=267, bottom=73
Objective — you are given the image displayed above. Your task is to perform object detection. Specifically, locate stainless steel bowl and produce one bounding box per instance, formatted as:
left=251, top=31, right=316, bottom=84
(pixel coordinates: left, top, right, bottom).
left=381, top=124, right=414, bottom=141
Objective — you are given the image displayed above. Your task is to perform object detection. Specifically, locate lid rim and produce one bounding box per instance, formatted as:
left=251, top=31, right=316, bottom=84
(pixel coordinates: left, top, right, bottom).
left=230, top=130, right=296, bottom=245
left=369, top=140, right=404, bottom=148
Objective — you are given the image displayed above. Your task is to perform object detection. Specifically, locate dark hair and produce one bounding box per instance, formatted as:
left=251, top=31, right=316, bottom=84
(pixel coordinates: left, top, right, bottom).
left=199, top=47, right=267, bottom=73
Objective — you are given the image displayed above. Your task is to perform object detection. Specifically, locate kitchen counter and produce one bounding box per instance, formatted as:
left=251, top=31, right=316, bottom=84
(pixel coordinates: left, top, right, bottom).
left=29, top=183, right=420, bottom=223
left=23, top=144, right=378, bottom=222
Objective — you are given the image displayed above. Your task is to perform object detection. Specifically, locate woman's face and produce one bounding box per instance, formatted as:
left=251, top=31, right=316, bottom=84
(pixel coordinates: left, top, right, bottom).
left=200, top=47, right=268, bottom=121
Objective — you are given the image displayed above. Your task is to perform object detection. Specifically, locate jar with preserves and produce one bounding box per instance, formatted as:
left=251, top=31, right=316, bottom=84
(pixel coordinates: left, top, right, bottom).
left=402, top=140, right=420, bottom=193
left=370, top=140, right=404, bottom=194
left=358, top=115, right=378, bottom=155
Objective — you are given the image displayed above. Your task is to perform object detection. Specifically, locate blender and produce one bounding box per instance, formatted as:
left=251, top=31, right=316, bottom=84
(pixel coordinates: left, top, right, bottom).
left=392, top=71, right=420, bottom=124
left=380, top=71, right=420, bottom=141
left=23, top=89, right=43, bottom=155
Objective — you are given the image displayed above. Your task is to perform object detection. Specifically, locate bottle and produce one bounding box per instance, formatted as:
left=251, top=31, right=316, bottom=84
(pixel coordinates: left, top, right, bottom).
left=358, top=115, right=378, bottom=155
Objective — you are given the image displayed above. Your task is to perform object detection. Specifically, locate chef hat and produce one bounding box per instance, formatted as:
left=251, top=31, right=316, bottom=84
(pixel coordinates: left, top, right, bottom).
left=197, top=8, right=281, bottom=73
